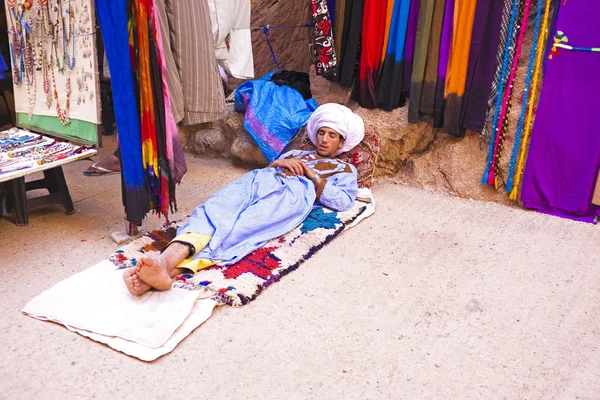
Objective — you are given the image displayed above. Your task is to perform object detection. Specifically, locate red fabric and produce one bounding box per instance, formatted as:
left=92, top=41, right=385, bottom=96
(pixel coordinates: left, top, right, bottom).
left=352, top=0, right=388, bottom=108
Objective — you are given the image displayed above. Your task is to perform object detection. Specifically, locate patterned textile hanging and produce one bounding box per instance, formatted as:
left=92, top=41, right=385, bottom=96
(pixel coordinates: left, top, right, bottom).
left=312, top=0, right=338, bottom=77
left=483, top=0, right=532, bottom=188
left=505, top=0, right=548, bottom=197
left=481, top=0, right=521, bottom=184
left=480, top=0, right=525, bottom=140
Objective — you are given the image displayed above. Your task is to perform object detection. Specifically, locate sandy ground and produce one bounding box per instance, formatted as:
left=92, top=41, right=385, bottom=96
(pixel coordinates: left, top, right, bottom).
left=1, top=136, right=599, bottom=399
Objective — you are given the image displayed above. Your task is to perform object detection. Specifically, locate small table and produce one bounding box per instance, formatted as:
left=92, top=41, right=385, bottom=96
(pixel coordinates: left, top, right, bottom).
left=0, top=148, right=97, bottom=226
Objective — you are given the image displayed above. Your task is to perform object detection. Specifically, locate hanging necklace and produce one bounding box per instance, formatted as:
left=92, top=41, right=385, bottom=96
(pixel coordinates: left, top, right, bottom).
left=64, top=0, right=75, bottom=70
left=51, top=62, right=71, bottom=125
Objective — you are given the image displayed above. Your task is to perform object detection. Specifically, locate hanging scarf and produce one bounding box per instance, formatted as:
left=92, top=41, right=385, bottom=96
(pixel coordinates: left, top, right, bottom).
left=440, top=0, right=478, bottom=136
left=95, top=0, right=148, bottom=224
left=375, top=0, right=412, bottom=110
left=312, top=0, right=338, bottom=77
left=432, top=0, right=455, bottom=127
left=402, top=0, right=420, bottom=96
left=351, top=0, right=388, bottom=108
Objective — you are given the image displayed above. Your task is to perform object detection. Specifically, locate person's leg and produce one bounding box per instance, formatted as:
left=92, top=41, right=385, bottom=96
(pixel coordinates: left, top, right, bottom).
left=122, top=242, right=190, bottom=296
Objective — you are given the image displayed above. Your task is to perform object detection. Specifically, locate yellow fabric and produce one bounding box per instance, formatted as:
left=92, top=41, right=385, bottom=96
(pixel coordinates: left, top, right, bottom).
left=169, top=233, right=219, bottom=273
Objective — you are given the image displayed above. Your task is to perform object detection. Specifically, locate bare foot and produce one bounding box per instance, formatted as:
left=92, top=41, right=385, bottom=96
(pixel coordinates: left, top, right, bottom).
left=135, top=256, right=173, bottom=291
left=123, top=268, right=152, bottom=296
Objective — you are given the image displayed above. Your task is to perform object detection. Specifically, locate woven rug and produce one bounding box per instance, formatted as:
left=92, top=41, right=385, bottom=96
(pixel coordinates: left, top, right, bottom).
left=109, top=196, right=374, bottom=307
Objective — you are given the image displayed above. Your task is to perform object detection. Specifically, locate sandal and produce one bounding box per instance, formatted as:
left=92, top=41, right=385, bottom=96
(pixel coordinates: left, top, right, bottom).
left=83, top=162, right=121, bottom=176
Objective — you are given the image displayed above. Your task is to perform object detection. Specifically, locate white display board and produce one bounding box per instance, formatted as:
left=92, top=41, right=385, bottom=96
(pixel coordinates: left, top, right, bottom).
left=5, top=0, right=101, bottom=142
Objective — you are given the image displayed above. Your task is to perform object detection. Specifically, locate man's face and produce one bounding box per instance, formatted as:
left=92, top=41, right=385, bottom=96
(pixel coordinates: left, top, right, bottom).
left=316, top=127, right=345, bottom=157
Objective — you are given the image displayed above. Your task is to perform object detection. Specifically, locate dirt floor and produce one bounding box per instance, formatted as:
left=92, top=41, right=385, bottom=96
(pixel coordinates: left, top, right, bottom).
left=1, top=135, right=599, bottom=399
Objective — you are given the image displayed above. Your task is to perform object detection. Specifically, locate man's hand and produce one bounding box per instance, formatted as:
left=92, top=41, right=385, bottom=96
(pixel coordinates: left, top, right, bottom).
left=269, top=159, right=306, bottom=176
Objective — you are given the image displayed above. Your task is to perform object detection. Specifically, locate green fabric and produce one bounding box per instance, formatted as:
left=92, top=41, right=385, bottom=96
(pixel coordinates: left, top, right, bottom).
left=17, top=113, right=99, bottom=145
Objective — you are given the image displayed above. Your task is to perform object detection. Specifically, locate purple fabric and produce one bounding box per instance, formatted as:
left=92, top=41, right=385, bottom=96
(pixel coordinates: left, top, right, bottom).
left=437, top=0, right=454, bottom=78
left=432, top=0, right=454, bottom=127
left=245, top=106, right=287, bottom=155
left=459, top=0, right=504, bottom=133
left=402, top=0, right=420, bottom=95
left=521, top=1, right=600, bottom=223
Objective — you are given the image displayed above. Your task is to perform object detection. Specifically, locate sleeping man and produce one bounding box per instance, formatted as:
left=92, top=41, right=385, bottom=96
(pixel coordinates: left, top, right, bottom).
left=123, top=103, right=365, bottom=296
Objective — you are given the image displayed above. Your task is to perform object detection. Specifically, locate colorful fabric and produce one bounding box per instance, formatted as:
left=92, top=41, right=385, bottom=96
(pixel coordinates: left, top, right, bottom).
left=234, top=72, right=318, bottom=163
left=352, top=0, right=388, bottom=108
left=505, top=0, right=546, bottom=195
left=485, top=0, right=532, bottom=187
left=375, top=0, right=412, bottom=110
left=110, top=197, right=372, bottom=307
left=481, top=0, right=523, bottom=139
left=459, top=0, right=504, bottom=133
left=176, top=149, right=358, bottom=265
left=520, top=1, right=600, bottom=223
left=312, top=0, right=338, bottom=77
left=95, top=0, right=148, bottom=224
left=506, top=0, right=552, bottom=201
left=441, top=0, right=478, bottom=137
left=481, top=0, right=522, bottom=184
left=306, top=103, right=365, bottom=154
left=407, top=0, right=435, bottom=123
left=418, top=0, right=447, bottom=122
left=338, top=0, right=364, bottom=88
left=402, top=0, right=420, bottom=96
left=333, top=0, right=347, bottom=61
left=432, top=0, right=455, bottom=128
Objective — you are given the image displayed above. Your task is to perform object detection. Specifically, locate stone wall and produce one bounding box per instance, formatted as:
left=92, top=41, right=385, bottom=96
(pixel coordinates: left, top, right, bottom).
left=183, top=1, right=538, bottom=208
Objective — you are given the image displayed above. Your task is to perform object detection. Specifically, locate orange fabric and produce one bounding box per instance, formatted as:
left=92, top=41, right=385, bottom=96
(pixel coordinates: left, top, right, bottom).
left=379, top=0, right=396, bottom=65
left=444, top=0, right=477, bottom=98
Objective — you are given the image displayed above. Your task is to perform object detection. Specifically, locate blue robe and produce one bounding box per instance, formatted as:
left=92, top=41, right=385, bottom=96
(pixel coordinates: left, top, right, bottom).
left=178, top=150, right=358, bottom=265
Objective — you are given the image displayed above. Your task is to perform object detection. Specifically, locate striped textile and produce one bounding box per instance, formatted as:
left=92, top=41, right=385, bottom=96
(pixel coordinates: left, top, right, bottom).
left=155, top=0, right=184, bottom=124
left=165, top=0, right=226, bottom=125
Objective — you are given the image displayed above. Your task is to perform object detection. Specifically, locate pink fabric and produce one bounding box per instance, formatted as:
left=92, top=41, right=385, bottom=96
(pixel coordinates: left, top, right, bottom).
left=152, top=3, right=180, bottom=182
left=487, top=0, right=532, bottom=185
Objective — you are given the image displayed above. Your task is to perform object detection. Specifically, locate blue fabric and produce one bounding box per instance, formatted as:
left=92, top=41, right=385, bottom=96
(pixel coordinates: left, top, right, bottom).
left=234, top=72, right=318, bottom=163
left=95, top=0, right=147, bottom=223
left=178, top=150, right=357, bottom=265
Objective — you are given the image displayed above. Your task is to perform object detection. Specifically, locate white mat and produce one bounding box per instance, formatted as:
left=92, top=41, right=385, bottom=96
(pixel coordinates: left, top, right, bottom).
left=22, top=260, right=217, bottom=361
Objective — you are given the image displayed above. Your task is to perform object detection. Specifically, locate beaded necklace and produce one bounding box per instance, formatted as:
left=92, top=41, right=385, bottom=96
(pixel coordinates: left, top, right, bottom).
left=51, top=64, right=71, bottom=125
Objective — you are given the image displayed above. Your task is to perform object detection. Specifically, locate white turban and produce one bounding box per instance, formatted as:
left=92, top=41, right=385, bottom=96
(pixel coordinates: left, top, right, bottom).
left=306, top=103, right=365, bottom=154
